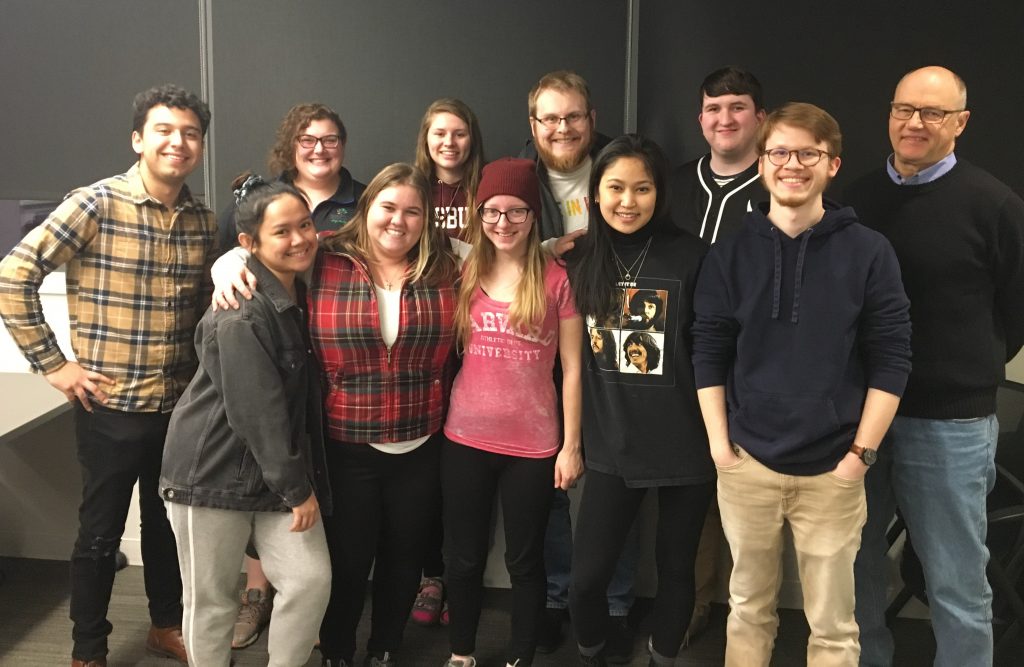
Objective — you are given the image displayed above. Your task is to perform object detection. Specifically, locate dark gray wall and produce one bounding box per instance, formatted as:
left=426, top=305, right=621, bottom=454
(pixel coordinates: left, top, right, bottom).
left=207, top=0, right=627, bottom=214
left=5, top=0, right=1021, bottom=216
left=637, top=0, right=1024, bottom=198
left=0, top=0, right=626, bottom=212
left=0, top=0, right=203, bottom=199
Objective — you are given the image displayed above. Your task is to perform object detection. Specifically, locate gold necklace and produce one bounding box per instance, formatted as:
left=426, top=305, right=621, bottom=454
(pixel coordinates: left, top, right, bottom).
left=375, top=263, right=407, bottom=291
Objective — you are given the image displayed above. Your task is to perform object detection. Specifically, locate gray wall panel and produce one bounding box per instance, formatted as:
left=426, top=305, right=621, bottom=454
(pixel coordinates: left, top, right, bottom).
left=637, top=0, right=1024, bottom=198
left=207, top=0, right=628, bottom=212
left=0, top=0, right=203, bottom=199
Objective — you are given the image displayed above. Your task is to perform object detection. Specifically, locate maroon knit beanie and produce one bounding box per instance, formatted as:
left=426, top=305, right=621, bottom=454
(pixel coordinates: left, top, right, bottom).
left=475, top=157, right=542, bottom=215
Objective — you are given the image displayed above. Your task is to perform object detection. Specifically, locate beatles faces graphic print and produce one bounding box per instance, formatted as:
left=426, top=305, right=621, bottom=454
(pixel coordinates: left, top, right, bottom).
left=588, top=287, right=668, bottom=375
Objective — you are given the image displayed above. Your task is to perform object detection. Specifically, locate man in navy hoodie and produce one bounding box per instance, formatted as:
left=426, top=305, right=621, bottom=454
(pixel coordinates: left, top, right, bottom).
left=691, top=102, right=912, bottom=667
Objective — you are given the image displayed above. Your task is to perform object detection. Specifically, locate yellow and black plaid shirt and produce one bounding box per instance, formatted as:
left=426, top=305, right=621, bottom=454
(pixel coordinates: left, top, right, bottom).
left=0, top=164, right=218, bottom=413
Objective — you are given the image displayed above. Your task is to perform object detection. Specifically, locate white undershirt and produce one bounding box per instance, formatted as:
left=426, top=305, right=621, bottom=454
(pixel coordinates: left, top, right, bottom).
left=369, top=284, right=429, bottom=454
left=547, top=157, right=592, bottom=235
left=374, top=284, right=401, bottom=348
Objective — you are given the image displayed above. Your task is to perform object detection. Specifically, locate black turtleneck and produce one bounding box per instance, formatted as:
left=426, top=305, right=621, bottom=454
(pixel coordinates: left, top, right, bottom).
left=608, top=218, right=656, bottom=247
left=579, top=221, right=714, bottom=487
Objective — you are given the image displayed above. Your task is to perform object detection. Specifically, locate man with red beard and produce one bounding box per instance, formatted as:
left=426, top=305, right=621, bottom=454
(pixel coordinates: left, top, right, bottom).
left=692, top=102, right=911, bottom=666
left=521, top=70, right=609, bottom=255
left=519, top=70, right=637, bottom=661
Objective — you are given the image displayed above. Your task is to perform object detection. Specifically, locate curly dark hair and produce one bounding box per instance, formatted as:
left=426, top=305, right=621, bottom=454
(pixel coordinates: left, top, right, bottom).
left=267, top=103, right=348, bottom=180
left=132, top=84, right=210, bottom=136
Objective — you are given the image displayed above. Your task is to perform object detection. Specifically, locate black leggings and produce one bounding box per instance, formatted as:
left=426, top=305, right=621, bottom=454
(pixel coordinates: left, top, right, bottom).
left=319, top=436, right=441, bottom=661
left=442, top=438, right=555, bottom=666
left=569, top=469, right=714, bottom=659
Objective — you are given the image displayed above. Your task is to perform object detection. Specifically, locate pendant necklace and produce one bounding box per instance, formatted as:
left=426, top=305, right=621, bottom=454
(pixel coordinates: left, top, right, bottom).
left=611, top=236, right=653, bottom=281
left=377, top=264, right=406, bottom=291
left=436, top=180, right=462, bottom=224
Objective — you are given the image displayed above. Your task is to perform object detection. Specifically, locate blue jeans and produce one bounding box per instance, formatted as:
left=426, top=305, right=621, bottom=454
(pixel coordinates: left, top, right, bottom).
left=545, top=488, right=639, bottom=616
left=855, top=414, right=997, bottom=667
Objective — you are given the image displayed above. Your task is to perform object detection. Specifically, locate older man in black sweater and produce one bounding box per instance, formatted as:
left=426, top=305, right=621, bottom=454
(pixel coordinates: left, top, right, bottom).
left=849, top=66, right=1024, bottom=667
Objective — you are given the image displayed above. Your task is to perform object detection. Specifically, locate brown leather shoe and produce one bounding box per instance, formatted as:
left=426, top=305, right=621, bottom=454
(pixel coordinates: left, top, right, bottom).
left=71, top=659, right=107, bottom=667
left=146, top=624, right=188, bottom=663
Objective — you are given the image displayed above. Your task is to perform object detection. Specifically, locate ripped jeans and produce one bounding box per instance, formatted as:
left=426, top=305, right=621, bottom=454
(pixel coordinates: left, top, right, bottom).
left=70, top=405, right=182, bottom=661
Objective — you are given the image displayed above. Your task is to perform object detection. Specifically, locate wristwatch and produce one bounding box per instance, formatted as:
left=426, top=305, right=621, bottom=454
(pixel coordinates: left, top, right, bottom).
left=849, top=443, right=877, bottom=466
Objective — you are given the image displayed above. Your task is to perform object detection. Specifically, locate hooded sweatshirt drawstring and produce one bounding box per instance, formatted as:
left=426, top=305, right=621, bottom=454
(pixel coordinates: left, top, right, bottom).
left=791, top=229, right=813, bottom=323
left=769, top=226, right=814, bottom=323
left=771, top=228, right=782, bottom=320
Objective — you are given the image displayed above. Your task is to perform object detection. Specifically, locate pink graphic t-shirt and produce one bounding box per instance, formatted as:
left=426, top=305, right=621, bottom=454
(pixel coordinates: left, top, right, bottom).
left=444, top=260, right=577, bottom=458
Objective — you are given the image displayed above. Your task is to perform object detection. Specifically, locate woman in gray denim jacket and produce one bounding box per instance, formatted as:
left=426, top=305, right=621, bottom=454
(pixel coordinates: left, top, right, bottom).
left=160, top=177, right=331, bottom=667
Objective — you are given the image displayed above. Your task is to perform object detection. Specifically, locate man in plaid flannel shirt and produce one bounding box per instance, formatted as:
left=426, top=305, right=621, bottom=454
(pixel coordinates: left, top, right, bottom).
left=0, top=84, right=217, bottom=667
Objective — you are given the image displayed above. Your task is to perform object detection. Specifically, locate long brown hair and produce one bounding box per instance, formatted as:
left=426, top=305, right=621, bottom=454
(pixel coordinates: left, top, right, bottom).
left=414, top=98, right=485, bottom=215
left=321, top=163, right=457, bottom=287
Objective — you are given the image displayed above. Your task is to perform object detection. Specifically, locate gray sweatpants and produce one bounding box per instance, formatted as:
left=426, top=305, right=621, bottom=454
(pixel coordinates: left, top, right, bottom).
left=167, top=502, right=330, bottom=667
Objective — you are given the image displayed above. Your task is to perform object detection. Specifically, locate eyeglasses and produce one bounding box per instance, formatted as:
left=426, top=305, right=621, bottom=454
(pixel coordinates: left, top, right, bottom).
left=296, top=134, right=341, bottom=149
left=532, top=112, right=589, bottom=129
left=479, top=207, right=531, bottom=224
left=763, top=148, right=831, bottom=167
left=889, top=103, right=964, bottom=124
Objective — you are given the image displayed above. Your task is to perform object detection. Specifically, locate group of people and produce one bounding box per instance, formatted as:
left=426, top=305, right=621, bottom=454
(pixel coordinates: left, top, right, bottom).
left=0, top=61, right=1021, bottom=667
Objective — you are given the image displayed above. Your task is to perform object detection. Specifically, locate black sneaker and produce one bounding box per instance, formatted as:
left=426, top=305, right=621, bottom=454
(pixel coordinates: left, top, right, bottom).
left=604, top=616, right=634, bottom=664
left=536, top=607, right=566, bottom=654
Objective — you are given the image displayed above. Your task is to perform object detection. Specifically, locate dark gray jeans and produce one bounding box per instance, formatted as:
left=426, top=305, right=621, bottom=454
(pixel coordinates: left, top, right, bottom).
left=70, top=404, right=181, bottom=661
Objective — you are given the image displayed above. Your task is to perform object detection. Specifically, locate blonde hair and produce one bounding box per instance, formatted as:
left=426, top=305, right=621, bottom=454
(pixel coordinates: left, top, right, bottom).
left=322, top=163, right=457, bottom=287
left=455, top=204, right=548, bottom=348
left=756, top=102, right=842, bottom=157
left=528, top=70, right=592, bottom=117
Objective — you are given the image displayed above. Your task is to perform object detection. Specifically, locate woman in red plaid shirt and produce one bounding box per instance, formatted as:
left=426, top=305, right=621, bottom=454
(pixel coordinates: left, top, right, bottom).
left=310, top=164, right=459, bottom=667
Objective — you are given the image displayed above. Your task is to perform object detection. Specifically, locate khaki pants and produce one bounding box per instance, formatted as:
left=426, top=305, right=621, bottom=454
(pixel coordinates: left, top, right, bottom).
left=717, top=447, right=866, bottom=667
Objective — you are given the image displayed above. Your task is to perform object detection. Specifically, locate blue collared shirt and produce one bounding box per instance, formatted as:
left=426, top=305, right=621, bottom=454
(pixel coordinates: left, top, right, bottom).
left=886, top=152, right=957, bottom=185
